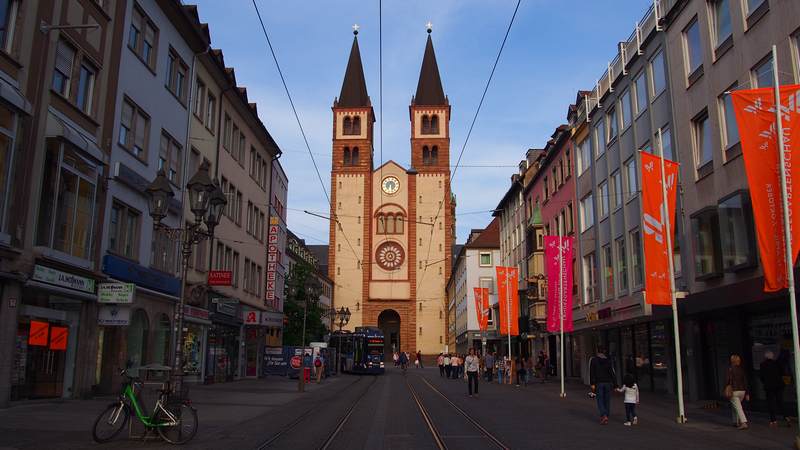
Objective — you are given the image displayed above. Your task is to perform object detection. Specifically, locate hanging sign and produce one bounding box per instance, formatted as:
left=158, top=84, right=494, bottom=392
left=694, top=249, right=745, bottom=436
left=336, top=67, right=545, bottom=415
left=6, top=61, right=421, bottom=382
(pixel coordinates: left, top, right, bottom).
left=265, top=221, right=280, bottom=309
left=244, top=310, right=261, bottom=325
left=28, top=320, right=49, bottom=346
left=97, top=283, right=135, bottom=304
left=208, top=270, right=233, bottom=286
left=49, top=326, right=69, bottom=351
left=98, top=305, right=131, bottom=326
left=544, top=236, right=575, bottom=332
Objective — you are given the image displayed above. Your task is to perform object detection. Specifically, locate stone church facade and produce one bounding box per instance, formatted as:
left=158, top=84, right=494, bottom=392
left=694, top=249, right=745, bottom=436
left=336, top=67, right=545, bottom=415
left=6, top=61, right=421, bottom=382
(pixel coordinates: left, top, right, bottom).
left=328, top=30, right=454, bottom=357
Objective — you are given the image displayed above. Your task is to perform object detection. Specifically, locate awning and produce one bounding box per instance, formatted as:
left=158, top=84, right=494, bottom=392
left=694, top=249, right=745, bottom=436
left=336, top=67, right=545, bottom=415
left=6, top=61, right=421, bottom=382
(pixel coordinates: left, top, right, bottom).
left=0, top=77, right=31, bottom=114
left=45, top=110, right=105, bottom=163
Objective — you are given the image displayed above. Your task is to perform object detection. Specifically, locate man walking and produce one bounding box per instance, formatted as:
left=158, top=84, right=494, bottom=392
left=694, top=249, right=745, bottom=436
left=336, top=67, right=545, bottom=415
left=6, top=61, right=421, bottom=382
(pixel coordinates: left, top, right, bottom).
left=466, top=348, right=480, bottom=397
left=590, top=346, right=616, bottom=425
left=484, top=351, right=494, bottom=382
left=416, top=350, right=424, bottom=369
left=437, top=353, right=445, bottom=377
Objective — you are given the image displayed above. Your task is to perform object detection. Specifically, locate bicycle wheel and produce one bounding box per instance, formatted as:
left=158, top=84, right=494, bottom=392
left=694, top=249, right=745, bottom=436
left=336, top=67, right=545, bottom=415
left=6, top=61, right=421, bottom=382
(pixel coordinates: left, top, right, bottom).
left=154, top=402, right=198, bottom=445
left=92, top=403, right=129, bottom=443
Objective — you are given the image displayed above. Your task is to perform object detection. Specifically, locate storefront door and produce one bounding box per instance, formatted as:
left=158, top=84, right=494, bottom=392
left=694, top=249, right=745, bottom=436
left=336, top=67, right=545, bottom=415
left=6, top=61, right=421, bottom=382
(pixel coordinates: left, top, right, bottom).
left=12, top=317, right=71, bottom=400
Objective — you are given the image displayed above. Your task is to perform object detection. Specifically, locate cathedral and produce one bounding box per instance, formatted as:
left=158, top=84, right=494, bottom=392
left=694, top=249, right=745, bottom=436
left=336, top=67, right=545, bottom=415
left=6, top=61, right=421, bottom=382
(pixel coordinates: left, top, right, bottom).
left=328, top=28, right=455, bottom=358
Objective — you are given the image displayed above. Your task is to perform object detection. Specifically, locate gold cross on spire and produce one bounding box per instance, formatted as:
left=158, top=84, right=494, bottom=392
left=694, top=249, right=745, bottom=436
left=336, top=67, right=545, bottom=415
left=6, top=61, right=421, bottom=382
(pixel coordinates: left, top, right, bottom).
left=426, top=21, right=433, bottom=33
left=352, top=24, right=360, bottom=35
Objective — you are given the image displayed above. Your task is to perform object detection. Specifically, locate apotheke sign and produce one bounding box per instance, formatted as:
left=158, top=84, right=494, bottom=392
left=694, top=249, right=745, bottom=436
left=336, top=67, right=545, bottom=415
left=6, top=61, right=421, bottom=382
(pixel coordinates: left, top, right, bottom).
left=33, top=265, right=95, bottom=293
left=97, top=283, right=135, bottom=304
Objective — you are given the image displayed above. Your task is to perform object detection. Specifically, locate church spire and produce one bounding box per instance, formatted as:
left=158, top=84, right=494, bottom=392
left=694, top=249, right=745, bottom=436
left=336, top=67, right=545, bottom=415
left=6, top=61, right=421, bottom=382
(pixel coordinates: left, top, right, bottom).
left=413, top=27, right=446, bottom=106
left=337, top=27, right=370, bottom=108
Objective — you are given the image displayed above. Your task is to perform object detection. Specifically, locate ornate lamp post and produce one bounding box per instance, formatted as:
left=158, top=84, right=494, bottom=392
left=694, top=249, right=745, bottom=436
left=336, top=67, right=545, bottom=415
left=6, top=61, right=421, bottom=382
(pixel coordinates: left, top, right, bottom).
left=333, top=306, right=351, bottom=374
left=146, top=161, right=226, bottom=391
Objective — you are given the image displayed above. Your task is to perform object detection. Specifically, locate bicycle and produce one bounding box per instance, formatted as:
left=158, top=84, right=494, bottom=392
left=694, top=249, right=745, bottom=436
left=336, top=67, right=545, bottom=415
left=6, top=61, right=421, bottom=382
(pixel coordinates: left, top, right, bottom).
left=92, top=369, right=198, bottom=445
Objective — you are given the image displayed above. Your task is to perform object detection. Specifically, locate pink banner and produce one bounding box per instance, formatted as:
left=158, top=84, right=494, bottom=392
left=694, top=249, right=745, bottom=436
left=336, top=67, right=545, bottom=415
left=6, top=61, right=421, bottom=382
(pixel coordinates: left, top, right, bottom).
left=544, top=236, right=574, bottom=333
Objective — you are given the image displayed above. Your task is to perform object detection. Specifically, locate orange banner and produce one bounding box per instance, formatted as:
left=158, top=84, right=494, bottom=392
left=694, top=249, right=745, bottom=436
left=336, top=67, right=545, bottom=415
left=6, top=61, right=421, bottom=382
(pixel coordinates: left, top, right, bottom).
left=480, top=287, right=490, bottom=332
left=731, top=85, right=800, bottom=292
left=496, top=266, right=519, bottom=336
left=473, top=288, right=489, bottom=331
left=28, top=320, right=49, bottom=346
left=640, top=152, right=680, bottom=305
left=49, top=326, right=69, bottom=351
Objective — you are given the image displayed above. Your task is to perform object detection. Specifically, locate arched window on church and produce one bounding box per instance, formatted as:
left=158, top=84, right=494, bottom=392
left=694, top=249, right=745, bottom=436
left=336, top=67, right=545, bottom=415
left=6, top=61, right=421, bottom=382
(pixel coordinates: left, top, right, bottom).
left=430, top=115, right=440, bottom=134
left=352, top=116, right=361, bottom=135
left=343, top=116, right=353, bottom=135
left=352, top=147, right=360, bottom=165
left=421, top=115, right=430, bottom=134
left=430, top=146, right=438, bottom=165
left=396, top=215, right=404, bottom=234
left=385, top=213, right=395, bottom=234
left=377, top=214, right=385, bottom=234
left=343, top=147, right=351, bottom=166
left=422, top=146, right=430, bottom=165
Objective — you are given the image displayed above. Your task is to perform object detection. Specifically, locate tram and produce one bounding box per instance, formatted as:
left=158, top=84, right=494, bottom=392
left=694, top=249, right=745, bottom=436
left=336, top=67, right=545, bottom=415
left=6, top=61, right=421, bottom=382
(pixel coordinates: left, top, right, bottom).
left=329, top=327, right=385, bottom=375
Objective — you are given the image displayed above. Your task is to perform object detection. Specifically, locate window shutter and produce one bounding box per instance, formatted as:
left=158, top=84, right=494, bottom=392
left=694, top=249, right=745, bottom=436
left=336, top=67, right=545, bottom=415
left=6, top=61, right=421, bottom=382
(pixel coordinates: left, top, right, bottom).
left=55, top=41, right=75, bottom=75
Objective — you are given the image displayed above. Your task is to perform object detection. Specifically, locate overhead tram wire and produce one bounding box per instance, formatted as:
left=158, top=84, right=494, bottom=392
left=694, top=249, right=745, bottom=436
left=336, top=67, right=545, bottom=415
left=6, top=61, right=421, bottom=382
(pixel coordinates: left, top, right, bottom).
left=418, top=0, right=521, bottom=287
left=251, top=0, right=363, bottom=265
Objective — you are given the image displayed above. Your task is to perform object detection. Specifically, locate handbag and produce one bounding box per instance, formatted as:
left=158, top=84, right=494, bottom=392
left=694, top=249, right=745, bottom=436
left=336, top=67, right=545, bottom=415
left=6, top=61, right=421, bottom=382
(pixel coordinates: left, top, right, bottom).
left=723, top=384, right=733, bottom=399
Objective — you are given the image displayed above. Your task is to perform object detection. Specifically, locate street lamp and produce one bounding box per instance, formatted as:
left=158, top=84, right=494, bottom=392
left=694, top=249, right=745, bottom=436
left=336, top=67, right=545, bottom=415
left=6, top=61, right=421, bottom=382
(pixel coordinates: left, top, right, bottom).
left=298, top=278, right=320, bottom=392
left=333, top=306, right=351, bottom=374
left=145, top=160, right=225, bottom=392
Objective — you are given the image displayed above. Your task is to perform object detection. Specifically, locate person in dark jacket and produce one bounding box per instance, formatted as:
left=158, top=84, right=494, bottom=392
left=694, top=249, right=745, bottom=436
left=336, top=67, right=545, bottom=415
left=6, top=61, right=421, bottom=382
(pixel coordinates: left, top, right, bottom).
left=589, top=346, right=616, bottom=424
left=760, top=351, right=788, bottom=427
left=727, top=354, right=749, bottom=429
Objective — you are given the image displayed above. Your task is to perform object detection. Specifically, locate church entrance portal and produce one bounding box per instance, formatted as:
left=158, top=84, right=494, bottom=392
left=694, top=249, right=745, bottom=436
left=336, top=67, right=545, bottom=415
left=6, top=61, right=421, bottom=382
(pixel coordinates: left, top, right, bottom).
left=377, top=310, right=401, bottom=357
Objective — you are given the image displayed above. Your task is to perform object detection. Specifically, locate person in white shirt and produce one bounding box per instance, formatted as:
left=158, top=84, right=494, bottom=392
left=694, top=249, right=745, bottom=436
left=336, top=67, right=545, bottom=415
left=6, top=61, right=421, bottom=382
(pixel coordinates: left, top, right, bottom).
left=444, top=354, right=452, bottom=378
left=465, top=348, right=481, bottom=397
left=616, top=373, right=640, bottom=426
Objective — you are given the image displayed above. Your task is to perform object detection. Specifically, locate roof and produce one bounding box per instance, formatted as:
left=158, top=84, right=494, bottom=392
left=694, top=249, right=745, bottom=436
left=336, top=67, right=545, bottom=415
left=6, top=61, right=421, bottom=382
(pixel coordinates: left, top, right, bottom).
left=337, top=36, right=370, bottom=107
left=451, top=244, right=464, bottom=270
left=307, top=245, right=329, bottom=269
left=413, top=35, right=446, bottom=105
left=493, top=176, right=523, bottom=216
left=465, top=217, right=500, bottom=249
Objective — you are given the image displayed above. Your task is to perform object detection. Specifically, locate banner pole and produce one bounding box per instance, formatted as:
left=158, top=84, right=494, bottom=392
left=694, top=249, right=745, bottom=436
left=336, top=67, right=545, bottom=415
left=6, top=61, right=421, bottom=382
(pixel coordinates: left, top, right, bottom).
left=507, top=268, right=512, bottom=368
left=656, top=131, right=686, bottom=423
left=770, top=46, right=800, bottom=448
left=559, top=235, right=566, bottom=398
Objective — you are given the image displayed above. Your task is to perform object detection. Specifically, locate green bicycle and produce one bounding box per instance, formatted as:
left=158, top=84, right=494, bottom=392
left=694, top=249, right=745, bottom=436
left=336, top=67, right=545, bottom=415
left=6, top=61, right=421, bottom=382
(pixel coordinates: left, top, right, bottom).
left=92, top=369, right=198, bottom=445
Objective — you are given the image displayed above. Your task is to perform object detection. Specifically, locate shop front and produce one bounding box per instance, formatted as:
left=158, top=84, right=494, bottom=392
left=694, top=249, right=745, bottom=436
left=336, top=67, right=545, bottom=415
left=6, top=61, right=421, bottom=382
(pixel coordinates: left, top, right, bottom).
left=242, top=309, right=263, bottom=378
left=206, top=298, right=242, bottom=383
left=182, top=305, right=210, bottom=383
left=12, top=264, right=97, bottom=401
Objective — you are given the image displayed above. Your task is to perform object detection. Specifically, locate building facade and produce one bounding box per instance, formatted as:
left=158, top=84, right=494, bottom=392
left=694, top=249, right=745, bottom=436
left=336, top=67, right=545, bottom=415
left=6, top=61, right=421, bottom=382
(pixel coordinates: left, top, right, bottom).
left=328, top=30, right=453, bottom=359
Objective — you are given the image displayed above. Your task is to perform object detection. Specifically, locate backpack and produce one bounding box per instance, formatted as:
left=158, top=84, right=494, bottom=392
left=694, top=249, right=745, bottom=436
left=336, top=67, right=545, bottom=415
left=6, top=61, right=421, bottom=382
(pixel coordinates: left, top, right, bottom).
left=314, top=358, right=322, bottom=368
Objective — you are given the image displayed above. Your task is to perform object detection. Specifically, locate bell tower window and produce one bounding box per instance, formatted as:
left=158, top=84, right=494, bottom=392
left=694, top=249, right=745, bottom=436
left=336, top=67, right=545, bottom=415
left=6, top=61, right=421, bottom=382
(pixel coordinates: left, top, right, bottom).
left=352, top=116, right=361, bottom=135
left=430, top=115, right=439, bottom=134
left=423, top=146, right=430, bottom=165
left=343, top=147, right=351, bottom=165
left=343, top=116, right=353, bottom=135
left=421, top=115, right=431, bottom=134
left=376, top=212, right=405, bottom=235
left=430, top=146, right=438, bottom=165
left=351, top=147, right=359, bottom=165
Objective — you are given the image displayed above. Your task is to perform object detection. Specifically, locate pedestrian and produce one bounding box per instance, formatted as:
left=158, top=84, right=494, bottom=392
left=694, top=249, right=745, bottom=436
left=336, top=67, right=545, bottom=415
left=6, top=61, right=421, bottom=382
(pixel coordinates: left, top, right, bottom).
left=303, top=352, right=313, bottom=384
left=484, top=351, right=495, bottom=382
left=515, top=356, right=524, bottom=386
left=466, top=348, right=480, bottom=397
left=399, top=350, right=409, bottom=373
left=444, top=354, right=452, bottom=378
left=505, top=356, right=512, bottom=384
left=498, top=355, right=506, bottom=384
left=726, top=354, right=750, bottom=429
left=760, top=351, right=789, bottom=427
left=616, top=373, right=639, bottom=426
left=314, top=354, right=324, bottom=384
left=393, top=351, right=399, bottom=367
left=451, top=354, right=460, bottom=379
left=590, top=346, right=616, bottom=425
left=537, top=350, right=548, bottom=383
left=525, top=357, right=534, bottom=386
left=437, top=353, right=445, bottom=377
left=416, top=351, right=424, bottom=369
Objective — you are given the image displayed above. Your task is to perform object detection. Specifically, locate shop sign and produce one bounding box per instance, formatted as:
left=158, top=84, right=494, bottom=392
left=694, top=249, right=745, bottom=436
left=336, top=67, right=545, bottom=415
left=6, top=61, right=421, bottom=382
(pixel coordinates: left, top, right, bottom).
left=212, top=298, right=237, bottom=316
left=585, top=311, right=599, bottom=322
left=97, top=283, right=135, bottom=304
left=261, top=311, right=283, bottom=327
left=265, top=221, right=280, bottom=309
left=98, top=305, right=131, bottom=326
left=33, top=265, right=95, bottom=294
left=28, top=320, right=49, bottom=346
left=244, top=310, right=260, bottom=325
left=208, top=270, right=232, bottom=286
left=183, top=305, right=210, bottom=321
left=49, top=326, right=68, bottom=351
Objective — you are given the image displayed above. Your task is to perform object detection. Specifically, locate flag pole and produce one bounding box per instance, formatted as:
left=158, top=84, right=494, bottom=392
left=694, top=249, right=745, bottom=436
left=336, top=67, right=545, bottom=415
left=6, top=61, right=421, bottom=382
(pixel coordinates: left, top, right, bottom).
left=506, top=268, right=512, bottom=373
left=770, top=45, right=800, bottom=448
left=559, top=234, right=566, bottom=398
left=656, top=131, right=686, bottom=423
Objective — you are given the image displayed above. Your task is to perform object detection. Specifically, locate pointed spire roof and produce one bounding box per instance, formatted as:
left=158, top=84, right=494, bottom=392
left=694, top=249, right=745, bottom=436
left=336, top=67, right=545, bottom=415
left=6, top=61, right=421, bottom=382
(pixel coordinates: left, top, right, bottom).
left=414, top=33, right=446, bottom=105
left=338, top=33, right=370, bottom=108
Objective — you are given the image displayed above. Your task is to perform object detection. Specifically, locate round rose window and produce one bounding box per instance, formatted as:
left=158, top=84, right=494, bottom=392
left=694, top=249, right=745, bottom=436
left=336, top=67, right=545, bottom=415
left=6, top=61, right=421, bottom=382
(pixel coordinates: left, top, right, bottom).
left=376, top=241, right=405, bottom=271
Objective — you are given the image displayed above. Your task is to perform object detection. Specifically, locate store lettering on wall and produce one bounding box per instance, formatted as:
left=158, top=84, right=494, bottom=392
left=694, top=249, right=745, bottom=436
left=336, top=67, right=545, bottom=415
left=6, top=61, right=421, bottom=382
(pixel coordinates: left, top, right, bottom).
left=33, top=265, right=95, bottom=293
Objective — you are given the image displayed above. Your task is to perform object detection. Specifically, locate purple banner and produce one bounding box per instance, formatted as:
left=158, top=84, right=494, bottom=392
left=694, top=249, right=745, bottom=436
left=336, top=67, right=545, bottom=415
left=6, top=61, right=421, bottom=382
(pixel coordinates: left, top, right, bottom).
left=544, top=236, right=574, bottom=333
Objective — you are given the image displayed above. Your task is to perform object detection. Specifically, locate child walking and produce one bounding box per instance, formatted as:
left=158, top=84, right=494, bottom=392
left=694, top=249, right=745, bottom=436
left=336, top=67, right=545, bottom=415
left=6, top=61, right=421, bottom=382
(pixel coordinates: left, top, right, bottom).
left=616, top=373, right=640, bottom=426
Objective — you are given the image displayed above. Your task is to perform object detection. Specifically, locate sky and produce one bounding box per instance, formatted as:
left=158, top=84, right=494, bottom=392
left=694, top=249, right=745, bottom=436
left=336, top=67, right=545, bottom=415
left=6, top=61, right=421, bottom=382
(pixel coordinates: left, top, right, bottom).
left=192, top=0, right=652, bottom=245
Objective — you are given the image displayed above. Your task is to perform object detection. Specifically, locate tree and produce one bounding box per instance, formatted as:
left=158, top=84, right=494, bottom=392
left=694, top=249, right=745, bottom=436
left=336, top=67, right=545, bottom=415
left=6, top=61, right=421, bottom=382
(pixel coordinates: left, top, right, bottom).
left=282, top=262, right=327, bottom=346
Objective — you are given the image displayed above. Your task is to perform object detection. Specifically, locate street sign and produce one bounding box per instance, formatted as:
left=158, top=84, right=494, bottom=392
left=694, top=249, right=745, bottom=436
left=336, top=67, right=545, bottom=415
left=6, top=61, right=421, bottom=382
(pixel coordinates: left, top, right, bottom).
left=207, top=270, right=232, bottom=286
left=290, top=355, right=302, bottom=369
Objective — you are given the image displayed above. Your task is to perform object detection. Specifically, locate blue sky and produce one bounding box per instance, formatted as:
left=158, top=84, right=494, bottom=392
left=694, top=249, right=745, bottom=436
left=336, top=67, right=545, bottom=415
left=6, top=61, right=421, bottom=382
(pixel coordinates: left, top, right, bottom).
left=192, top=0, right=651, bottom=245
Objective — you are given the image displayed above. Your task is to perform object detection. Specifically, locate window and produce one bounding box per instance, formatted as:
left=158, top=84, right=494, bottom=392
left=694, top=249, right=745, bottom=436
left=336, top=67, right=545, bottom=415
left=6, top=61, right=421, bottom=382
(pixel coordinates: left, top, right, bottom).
left=479, top=277, right=494, bottom=295
left=719, top=192, right=756, bottom=270
left=352, top=116, right=361, bottom=135
left=602, top=245, right=614, bottom=299
left=235, top=191, right=242, bottom=226
left=108, top=202, right=139, bottom=259
left=684, top=18, right=703, bottom=76
left=719, top=86, right=740, bottom=149
left=693, top=111, right=712, bottom=168
left=657, top=126, right=674, bottom=161
left=206, top=93, right=216, bottom=132
left=565, top=149, right=572, bottom=177
left=620, top=90, right=632, bottom=129
left=159, top=131, right=182, bottom=185
left=35, top=140, right=98, bottom=260
left=616, top=238, right=628, bottom=293
left=232, top=251, right=240, bottom=288
left=352, top=147, right=359, bottom=165
left=752, top=54, right=774, bottom=88
left=651, top=49, right=667, bottom=97
left=594, top=119, right=606, bottom=157
left=238, top=132, right=246, bottom=164
left=223, top=114, right=231, bottom=149
left=691, top=208, right=721, bottom=278
left=151, top=227, right=177, bottom=274
left=607, top=109, right=618, bottom=142
left=0, top=102, right=17, bottom=236
left=583, top=253, right=597, bottom=304
left=193, top=78, right=206, bottom=118
left=119, top=97, right=149, bottom=159
left=544, top=177, right=549, bottom=200
left=76, top=63, right=95, bottom=114
left=430, top=115, right=440, bottom=134
left=0, top=0, right=19, bottom=52
left=630, top=230, right=643, bottom=287
left=611, top=171, right=622, bottom=209
left=231, top=125, right=239, bottom=160
left=52, top=40, right=75, bottom=97
left=625, top=157, right=638, bottom=200
left=479, top=252, right=492, bottom=266
left=598, top=181, right=609, bottom=219
left=166, top=48, right=188, bottom=103
left=129, top=4, right=157, bottom=69
left=746, top=0, right=766, bottom=15
left=712, top=0, right=732, bottom=47
left=634, top=71, right=648, bottom=114
left=567, top=202, right=574, bottom=234
left=243, top=259, right=251, bottom=293
left=580, top=193, right=594, bottom=232
left=578, top=138, right=591, bottom=174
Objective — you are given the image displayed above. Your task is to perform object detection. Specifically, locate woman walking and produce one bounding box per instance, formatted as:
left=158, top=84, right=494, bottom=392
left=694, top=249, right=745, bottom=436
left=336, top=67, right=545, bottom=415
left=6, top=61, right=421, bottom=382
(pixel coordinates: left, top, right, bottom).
left=726, top=354, right=750, bottom=430
left=760, top=351, right=789, bottom=427
left=466, top=348, right=480, bottom=397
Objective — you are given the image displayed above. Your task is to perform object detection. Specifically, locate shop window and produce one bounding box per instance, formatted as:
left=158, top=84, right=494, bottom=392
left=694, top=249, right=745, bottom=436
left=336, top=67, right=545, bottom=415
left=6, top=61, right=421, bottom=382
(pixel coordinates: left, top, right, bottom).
left=35, top=139, right=99, bottom=260
left=0, top=101, right=17, bottom=238
left=691, top=207, right=722, bottom=279
left=718, top=191, right=757, bottom=271
left=151, top=314, right=171, bottom=366
left=127, top=310, right=149, bottom=371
